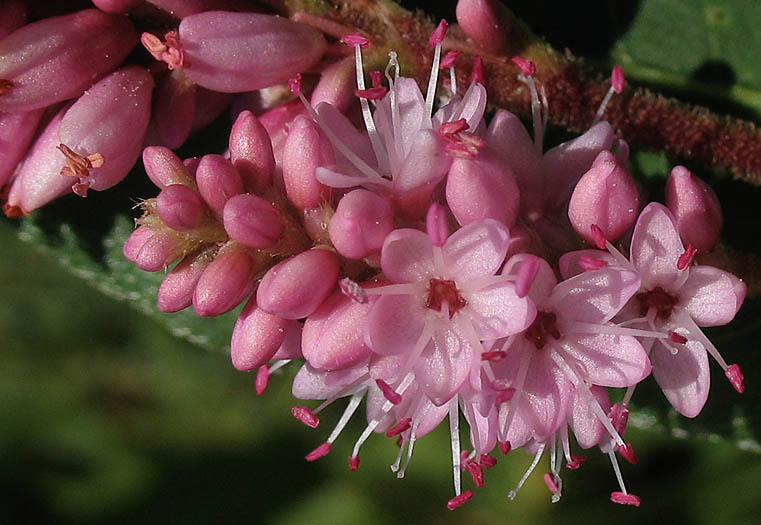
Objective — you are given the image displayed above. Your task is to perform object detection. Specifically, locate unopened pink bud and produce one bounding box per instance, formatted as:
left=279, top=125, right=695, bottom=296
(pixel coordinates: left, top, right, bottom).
left=175, top=12, right=327, bottom=93
left=223, top=193, right=282, bottom=249
left=446, top=151, right=520, bottom=228
left=0, top=9, right=137, bottom=113
left=157, top=184, right=206, bottom=231
left=58, top=66, right=154, bottom=193
left=282, top=115, right=334, bottom=210
left=328, top=189, right=394, bottom=259
left=302, top=288, right=374, bottom=371
left=257, top=249, right=340, bottom=320
left=135, top=230, right=186, bottom=272
left=5, top=106, right=71, bottom=215
left=91, top=0, right=142, bottom=14
left=665, top=166, right=723, bottom=253
left=195, top=154, right=244, bottom=217
left=123, top=225, right=155, bottom=263
left=142, top=147, right=196, bottom=189
left=144, top=0, right=250, bottom=18
left=152, top=70, right=197, bottom=149
left=229, top=110, right=275, bottom=194
left=455, top=0, right=509, bottom=54
left=157, top=250, right=213, bottom=313
left=258, top=99, right=308, bottom=165
left=193, top=242, right=258, bottom=316
left=568, top=150, right=640, bottom=244
left=0, top=0, right=27, bottom=41
left=0, top=108, right=45, bottom=189
left=310, top=56, right=357, bottom=113
left=230, top=295, right=295, bottom=370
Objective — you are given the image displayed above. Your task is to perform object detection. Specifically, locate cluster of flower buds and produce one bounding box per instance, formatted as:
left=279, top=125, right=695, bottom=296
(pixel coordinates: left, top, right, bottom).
left=1, top=1, right=748, bottom=513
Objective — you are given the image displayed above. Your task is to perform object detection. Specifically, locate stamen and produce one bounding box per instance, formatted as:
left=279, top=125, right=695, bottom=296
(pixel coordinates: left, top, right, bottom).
left=605, top=435, right=637, bottom=500
left=341, top=33, right=369, bottom=48
left=618, top=443, right=638, bottom=464
left=590, top=224, right=607, bottom=250
left=668, top=330, right=688, bottom=344
left=449, top=399, right=462, bottom=496
left=439, top=118, right=469, bottom=136
left=593, top=65, right=625, bottom=124
left=255, top=364, right=270, bottom=395
left=511, top=56, right=536, bottom=76
left=268, top=359, right=292, bottom=374
left=677, top=243, right=697, bottom=270
left=376, top=378, right=403, bottom=404
left=370, top=70, right=383, bottom=87
left=611, top=492, right=641, bottom=506
left=348, top=455, right=360, bottom=470
left=495, top=388, right=515, bottom=404
left=327, top=392, right=365, bottom=444
left=508, top=442, right=546, bottom=500
left=446, top=490, right=473, bottom=510
left=579, top=256, right=608, bottom=271
left=481, top=351, right=507, bottom=362
left=515, top=255, right=540, bottom=298
left=499, top=441, right=512, bottom=455
left=288, top=74, right=302, bottom=95
left=480, top=454, right=497, bottom=469
left=470, top=56, right=484, bottom=85
left=355, top=87, right=388, bottom=100
left=305, top=442, right=331, bottom=461
left=339, top=277, right=368, bottom=303
left=441, top=50, right=459, bottom=69
left=566, top=455, right=587, bottom=470
left=424, top=20, right=448, bottom=124
left=725, top=364, right=745, bottom=393
left=396, top=420, right=420, bottom=478
left=466, top=461, right=485, bottom=488
left=386, top=417, right=412, bottom=437
left=609, top=403, right=630, bottom=436
left=543, top=473, right=559, bottom=496
left=291, top=406, right=320, bottom=428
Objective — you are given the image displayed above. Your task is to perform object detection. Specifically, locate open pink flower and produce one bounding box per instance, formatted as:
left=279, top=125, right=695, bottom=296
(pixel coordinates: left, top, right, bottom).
left=364, top=218, right=535, bottom=406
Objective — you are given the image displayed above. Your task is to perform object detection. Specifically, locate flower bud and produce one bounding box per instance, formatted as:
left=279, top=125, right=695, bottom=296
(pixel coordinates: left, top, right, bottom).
left=152, top=69, right=197, bottom=149
left=446, top=149, right=520, bottom=228
left=257, top=249, right=340, bottom=320
left=282, top=115, right=333, bottom=210
left=0, top=9, right=137, bottom=112
left=169, top=12, right=327, bottom=93
left=258, top=99, right=307, bottom=165
left=229, top=110, right=275, bottom=194
left=223, top=193, right=282, bottom=249
left=156, top=184, right=206, bottom=231
left=58, top=66, right=154, bottom=195
left=665, top=166, right=722, bottom=253
left=230, top=296, right=296, bottom=371
left=142, top=146, right=196, bottom=189
left=4, top=106, right=70, bottom=216
left=302, top=289, right=375, bottom=371
left=0, top=108, right=45, bottom=188
left=328, top=189, right=394, bottom=259
left=195, top=154, right=244, bottom=216
left=193, top=242, right=259, bottom=317
left=123, top=225, right=155, bottom=263
left=91, top=0, right=142, bottom=14
left=135, top=230, right=186, bottom=272
left=157, top=250, right=213, bottom=313
left=455, top=0, right=510, bottom=55
left=568, top=150, right=640, bottom=244
left=310, top=56, right=357, bottom=114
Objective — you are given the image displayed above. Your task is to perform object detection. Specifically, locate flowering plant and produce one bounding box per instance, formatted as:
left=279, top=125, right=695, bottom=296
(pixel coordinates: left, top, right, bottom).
left=2, top=0, right=760, bottom=521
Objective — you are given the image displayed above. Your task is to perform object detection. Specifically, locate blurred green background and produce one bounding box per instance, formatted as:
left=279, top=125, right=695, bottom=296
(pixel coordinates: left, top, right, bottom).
left=2, top=219, right=760, bottom=525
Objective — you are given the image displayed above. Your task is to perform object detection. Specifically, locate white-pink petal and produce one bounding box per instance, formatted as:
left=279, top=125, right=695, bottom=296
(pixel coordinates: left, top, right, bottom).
left=630, top=202, right=689, bottom=291
left=380, top=228, right=436, bottom=283
left=465, top=282, right=536, bottom=340
left=442, top=219, right=510, bottom=281
left=365, top=294, right=429, bottom=356
left=550, top=267, right=641, bottom=324
left=650, top=339, right=710, bottom=418
left=560, top=333, right=650, bottom=388
left=680, top=266, right=746, bottom=327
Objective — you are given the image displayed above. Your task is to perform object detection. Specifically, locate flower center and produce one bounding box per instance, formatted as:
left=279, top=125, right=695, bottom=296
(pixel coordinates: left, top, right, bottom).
left=426, top=278, right=466, bottom=318
left=636, top=287, right=678, bottom=320
left=524, top=311, right=561, bottom=349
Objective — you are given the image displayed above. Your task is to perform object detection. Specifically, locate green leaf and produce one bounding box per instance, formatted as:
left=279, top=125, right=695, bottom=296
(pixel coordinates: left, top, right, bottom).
left=611, top=0, right=761, bottom=119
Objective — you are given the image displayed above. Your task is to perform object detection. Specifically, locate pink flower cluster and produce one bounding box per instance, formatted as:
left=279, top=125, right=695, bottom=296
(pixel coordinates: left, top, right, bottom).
left=0, top=2, right=748, bottom=513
